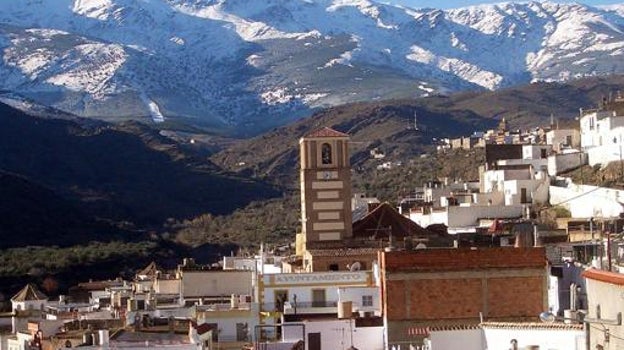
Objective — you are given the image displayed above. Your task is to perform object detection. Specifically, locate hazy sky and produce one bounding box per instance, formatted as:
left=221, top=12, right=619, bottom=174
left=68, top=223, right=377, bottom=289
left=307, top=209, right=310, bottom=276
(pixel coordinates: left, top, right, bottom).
left=387, top=0, right=624, bottom=9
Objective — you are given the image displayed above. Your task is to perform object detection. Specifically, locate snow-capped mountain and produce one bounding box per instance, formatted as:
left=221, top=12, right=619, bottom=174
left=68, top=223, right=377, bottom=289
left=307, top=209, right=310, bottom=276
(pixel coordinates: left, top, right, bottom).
left=0, top=0, right=623, bottom=133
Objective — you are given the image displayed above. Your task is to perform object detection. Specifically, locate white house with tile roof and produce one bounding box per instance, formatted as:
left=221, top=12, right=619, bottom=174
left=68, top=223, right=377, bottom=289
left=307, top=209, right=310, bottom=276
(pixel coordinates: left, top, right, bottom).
left=11, top=284, right=47, bottom=313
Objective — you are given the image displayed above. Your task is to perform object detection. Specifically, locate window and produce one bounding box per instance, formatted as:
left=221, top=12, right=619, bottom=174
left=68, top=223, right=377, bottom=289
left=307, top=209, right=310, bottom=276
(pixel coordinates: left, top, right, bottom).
left=274, top=290, right=288, bottom=312
left=321, top=143, right=332, bottom=165
left=312, top=289, right=326, bottom=307
left=589, top=117, right=595, bottom=130
left=329, top=264, right=339, bottom=271
left=236, top=322, right=249, bottom=341
left=362, top=295, right=373, bottom=307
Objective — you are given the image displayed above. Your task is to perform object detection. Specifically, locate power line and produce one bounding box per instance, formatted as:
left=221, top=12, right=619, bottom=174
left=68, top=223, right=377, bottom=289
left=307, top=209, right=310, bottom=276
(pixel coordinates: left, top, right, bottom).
left=546, top=185, right=610, bottom=209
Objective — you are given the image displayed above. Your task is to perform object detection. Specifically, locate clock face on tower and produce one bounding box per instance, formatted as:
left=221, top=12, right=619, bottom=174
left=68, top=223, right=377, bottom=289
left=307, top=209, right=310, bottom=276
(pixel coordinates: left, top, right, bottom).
left=323, top=171, right=331, bottom=180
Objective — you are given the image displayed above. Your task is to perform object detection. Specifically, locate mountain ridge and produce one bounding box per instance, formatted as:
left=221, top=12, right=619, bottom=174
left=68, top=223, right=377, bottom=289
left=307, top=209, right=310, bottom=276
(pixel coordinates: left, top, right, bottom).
left=1, top=0, right=624, bottom=134
left=211, top=74, right=624, bottom=185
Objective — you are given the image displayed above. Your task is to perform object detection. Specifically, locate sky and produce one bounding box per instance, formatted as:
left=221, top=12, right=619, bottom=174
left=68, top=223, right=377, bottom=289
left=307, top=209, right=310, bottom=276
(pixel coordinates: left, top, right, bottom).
left=388, top=0, right=624, bottom=9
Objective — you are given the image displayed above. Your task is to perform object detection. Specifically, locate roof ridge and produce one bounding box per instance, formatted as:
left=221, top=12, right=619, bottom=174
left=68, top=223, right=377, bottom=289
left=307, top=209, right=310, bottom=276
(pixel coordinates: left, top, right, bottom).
left=11, top=283, right=47, bottom=302
left=304, top=127, right=349, bottom=138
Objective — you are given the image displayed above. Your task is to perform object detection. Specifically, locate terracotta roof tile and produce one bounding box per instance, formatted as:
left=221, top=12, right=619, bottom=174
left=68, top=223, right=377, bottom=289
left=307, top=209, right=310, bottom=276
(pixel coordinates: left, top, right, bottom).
left=480, top=322, right=583, bottom=330
left=137, top=261, right=159, bottom=277
left=304, top=127, right=349, bottom=138
left=428, top=324, right=481, bottom=332
left=11, top=284, right=47, bottom=302
left=352, top=202, right=443, bottom=241
left=582, top=268, right=624, bottom=285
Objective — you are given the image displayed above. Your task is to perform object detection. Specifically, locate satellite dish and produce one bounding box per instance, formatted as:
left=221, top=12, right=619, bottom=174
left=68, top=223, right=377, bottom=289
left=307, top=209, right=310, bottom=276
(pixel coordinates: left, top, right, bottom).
left=349, top=262, right=361, bottom=271
left=539, top=311, right=556, bottom=323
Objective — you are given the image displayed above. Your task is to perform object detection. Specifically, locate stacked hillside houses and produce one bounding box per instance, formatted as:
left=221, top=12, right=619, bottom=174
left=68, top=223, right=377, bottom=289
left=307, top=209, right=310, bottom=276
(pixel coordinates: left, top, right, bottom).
left=7, top=119, right=624, bottom=350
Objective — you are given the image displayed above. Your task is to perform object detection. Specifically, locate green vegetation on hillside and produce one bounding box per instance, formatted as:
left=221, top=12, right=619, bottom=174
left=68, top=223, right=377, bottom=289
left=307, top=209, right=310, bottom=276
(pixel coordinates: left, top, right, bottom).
left=562, top=161, right=624, bottom=189
left=0, top=241, right=158, bottom=277
left=171, top=196, right=300, bottom=248
left=3, top=75, right=624, bottom=297
left=171, top=148, right=484, bottom=248
left=352, top=148, right=485, bottom=200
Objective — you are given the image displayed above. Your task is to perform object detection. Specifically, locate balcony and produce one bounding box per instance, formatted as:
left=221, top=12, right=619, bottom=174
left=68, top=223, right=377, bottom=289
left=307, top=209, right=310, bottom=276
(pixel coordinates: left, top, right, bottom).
left=282, top=301, right=338, bottom=315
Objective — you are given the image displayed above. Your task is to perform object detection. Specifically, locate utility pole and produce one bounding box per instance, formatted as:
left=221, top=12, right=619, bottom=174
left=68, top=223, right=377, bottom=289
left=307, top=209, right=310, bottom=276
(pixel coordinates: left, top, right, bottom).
left=614, top=137, right=623, bottom=181
left=608, top=220, right=614, bottom=271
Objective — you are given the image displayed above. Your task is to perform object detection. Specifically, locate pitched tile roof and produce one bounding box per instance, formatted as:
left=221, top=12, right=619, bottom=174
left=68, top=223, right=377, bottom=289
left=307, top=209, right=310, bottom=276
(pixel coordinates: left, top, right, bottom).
left=352, top=202, right=448, bottom=244
left=304, top=127, right=349, bottom=138
left=582, top=268, right=624, bottom=285
left=137, top=261, right=159, bottom=278
left=11, top=284, right=47, bottom=302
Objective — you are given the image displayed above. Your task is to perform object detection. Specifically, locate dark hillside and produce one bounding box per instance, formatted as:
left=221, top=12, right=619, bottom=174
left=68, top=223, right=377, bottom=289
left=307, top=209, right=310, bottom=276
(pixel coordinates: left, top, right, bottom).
left=0, top=103, right=280, bottom=226
left=0, top=170, right=129, bottom=247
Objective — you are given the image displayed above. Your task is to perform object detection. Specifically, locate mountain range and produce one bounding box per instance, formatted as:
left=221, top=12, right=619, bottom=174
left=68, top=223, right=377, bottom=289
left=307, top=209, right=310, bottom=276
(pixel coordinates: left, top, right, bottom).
left=1, top=0, right=624, bottom=135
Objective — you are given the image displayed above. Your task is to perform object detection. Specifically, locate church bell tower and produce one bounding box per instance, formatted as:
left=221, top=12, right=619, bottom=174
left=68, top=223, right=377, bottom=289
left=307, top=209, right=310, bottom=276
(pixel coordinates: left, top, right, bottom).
left=298, top=127, right=352, bottom=254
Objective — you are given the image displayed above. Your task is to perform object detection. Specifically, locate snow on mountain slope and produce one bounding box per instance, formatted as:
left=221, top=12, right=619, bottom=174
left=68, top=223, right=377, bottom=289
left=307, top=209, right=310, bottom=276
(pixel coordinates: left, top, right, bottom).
left=0, top=0, right=623, bottom=134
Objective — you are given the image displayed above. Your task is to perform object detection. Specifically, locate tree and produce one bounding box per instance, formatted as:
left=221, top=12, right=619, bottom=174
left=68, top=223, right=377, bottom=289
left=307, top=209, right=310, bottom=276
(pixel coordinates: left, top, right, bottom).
left=42, top=276, right=59, bottom=295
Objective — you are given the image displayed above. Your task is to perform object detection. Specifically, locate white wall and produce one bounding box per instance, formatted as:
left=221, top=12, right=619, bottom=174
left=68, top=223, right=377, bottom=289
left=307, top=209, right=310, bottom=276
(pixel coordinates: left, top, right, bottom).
left=498, top=158, right=548, bottom=172
left=409, top=208, right=449, bottom=227
left=473, top=191, right=505, bottom=206
left=338, top=287, right=380, bottom=315
left=409, top=205, right=524, bottom=229
left=549, top=180, right=624, bottom=218
left=261, top=272, right=372, bottom=312
left=584, top=275, right=624, bottom=349
left=12, top=300, right=46, bottom=313
left=482, top=327, right=585, bottom=350
left=522, top=144, right=552, bottom=160
left=482, top=169, right=531, bottom=194
left=197, top=313, right=257, bottom=342
left=155, top=279, right=181, bottom=295
left=447, top=205, right=524, bottom=227
left=504, top=177, right=549, bottom=206
left=425, top=187, right=452, bottom=204
left=548, top=152, right=585, bottom=176
left=547, top=129, right=581, bottom=151
left=580, top=111, right=618, bottom=148
left=282, top=319, right=383, bottom=350
left=429, top=329, right=483, bottom=350
left=586, top=141, right=624, bottom=166
left=181, top=271, right=252, bottom=298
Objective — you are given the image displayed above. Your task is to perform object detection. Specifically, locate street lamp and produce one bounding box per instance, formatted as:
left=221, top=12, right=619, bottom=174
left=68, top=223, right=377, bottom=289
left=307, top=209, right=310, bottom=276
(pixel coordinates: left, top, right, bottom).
left=540, top=310, right=622, bottom=350
left=539, top=310, right=622, bottom=326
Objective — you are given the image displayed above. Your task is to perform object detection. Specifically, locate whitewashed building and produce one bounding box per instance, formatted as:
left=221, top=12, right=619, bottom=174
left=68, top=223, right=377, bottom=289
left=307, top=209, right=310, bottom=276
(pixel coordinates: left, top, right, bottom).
left=547, top=128, right=581, bottom=153
left=549, top=178, right=624, bottom=218
left=480, top=322, right=585, bottom=350
left=579, top=97, right=624, bottom=166
left=582, top=268, right=624, bottom=350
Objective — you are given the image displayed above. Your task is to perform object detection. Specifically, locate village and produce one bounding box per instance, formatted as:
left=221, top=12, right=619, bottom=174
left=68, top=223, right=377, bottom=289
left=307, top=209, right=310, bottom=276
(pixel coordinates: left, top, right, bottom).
left=5, top=94, right=624, bottom=350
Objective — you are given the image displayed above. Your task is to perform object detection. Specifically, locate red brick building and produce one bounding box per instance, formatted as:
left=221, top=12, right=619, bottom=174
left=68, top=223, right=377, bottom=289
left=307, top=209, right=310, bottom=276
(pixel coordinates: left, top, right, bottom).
left=378, top=247, right=547, bottom=348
